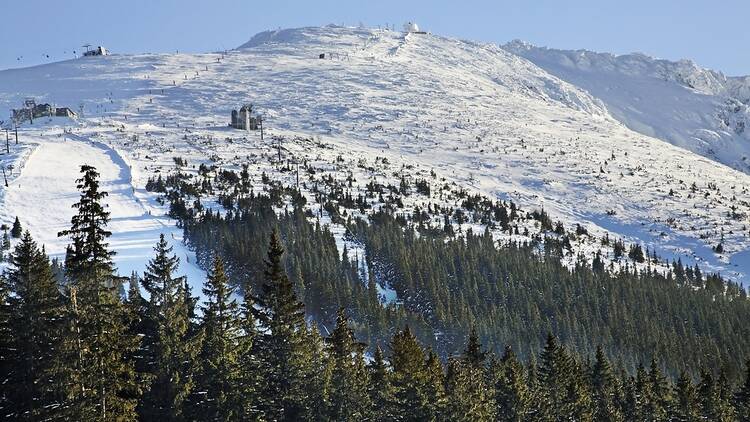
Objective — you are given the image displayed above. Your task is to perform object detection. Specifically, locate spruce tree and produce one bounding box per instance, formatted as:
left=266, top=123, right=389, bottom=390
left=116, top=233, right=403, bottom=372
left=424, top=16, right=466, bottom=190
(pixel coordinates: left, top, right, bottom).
left=368, top=345, right=395, bottom=421
left=463, top=326, right=486, bottom=368
left=125, top=272, right=151, bottom=379
left=140, top=235, right=200, bottom=421
left=672, top=371, right=699, bottom=422
left=629, top=364, right=651, bottom=421
left=10, top=216, right=22, bottom=238
left=536, top=333, right=571, bottom=421
left=590, top=346, right=623, bottom=422
left=646, top=358, right=671, bottom=421
left=444, top=329, right=494, bottom=421
left=327, top=308, right=371, bottom=421
left=56, top=165, right=141, bottom=421
left=253, top=229, right=311, bottom=420
left=697, top=368, right=734, bottom=422
left=445, top=356, right=493, bottom=421
left=0, top=260, right=15, bottom=415
left=237, top=280, right=262, bottom=420
left=2, top=231, right=11, bottom=251
left=2, top=232, right=66, bottom=420
left=193, top=256, right=242, bottom=421
left=736, top=359, right=750, bottom=421
left=424, top=349, right=448, bottom=420
left=304, top=325, right=332, bottom=421
left=493, top=346, right=530, bottom=422
left=389, top=327, right=432, bottom=421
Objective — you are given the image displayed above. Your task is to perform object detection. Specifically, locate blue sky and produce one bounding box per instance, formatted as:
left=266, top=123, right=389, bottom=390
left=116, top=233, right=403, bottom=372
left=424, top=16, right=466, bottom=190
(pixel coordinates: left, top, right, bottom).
left=1, top=0, right=747, bottom=75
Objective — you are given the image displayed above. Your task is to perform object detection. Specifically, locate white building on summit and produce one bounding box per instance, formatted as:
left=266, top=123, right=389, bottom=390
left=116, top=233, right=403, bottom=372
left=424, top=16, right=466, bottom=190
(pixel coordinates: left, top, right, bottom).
left=403, top=22, right=420, bottom=33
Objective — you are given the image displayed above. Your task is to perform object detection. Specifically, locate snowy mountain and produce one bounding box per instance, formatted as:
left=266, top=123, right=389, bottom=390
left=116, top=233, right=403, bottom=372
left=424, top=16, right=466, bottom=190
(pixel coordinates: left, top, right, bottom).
left=504, top=41, right=750, bottom=174
left=0, top=24, right=749, bottom=296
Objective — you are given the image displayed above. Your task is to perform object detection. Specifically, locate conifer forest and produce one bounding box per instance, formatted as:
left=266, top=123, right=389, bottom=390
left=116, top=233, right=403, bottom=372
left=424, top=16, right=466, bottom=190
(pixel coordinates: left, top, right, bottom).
left=1, top=164, right=750, bottom=421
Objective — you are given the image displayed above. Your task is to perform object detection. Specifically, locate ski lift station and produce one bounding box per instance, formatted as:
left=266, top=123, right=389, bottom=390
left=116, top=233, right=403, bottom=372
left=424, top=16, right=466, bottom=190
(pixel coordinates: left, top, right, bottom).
left=83, top=46, right=108, bottom=57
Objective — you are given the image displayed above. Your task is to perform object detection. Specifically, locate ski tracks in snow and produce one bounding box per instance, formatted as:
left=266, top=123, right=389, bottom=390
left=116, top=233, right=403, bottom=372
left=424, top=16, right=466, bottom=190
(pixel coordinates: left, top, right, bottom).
left=0, top=137, right=207, bottom=302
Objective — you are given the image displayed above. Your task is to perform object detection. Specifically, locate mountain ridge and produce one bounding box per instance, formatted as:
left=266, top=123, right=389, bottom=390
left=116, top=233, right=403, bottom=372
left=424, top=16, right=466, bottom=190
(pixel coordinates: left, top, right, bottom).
left=0, top=25, right=748, bottom=285
left=504, top=40, right=750, bottom=174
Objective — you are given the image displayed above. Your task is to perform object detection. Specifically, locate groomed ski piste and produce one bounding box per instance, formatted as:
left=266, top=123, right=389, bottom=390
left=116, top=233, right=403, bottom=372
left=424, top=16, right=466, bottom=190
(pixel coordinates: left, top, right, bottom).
left=0, top=25, right=749, bottom=305
left=0, top=125, right=207, bottom=299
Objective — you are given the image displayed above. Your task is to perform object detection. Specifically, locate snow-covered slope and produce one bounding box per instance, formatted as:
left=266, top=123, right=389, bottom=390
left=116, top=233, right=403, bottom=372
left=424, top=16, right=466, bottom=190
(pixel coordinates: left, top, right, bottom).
left=504, top=41, right=750, bottom=173
left=0, top=124, right=207, bottom=300
left=0, top=25, right=749, bottom=287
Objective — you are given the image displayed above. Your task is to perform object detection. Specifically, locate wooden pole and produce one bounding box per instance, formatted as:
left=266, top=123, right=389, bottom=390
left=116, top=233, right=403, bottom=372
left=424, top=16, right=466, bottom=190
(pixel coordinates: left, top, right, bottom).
left=14, top=123, right=18, bottom=145
left=5, top=129, right=9, bottom=154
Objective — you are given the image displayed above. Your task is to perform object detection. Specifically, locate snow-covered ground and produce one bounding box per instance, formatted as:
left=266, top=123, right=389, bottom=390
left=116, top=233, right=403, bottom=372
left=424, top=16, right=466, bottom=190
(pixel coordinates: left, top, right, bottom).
left=504, top=41, right=750, bottom=174
left=0, top=25, right=748, bottom=287
left=0, top=126, right=207, bottom=302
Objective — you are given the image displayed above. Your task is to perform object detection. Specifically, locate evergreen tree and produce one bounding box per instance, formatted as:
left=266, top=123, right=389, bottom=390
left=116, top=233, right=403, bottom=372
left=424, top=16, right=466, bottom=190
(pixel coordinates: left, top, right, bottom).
left=445, top=356, right=493, bottom=421
left=389, top=327, right=432, bottom=421
left=125, top=273, right=150, bottom=382
left=56, top=165, right=141, bottom=421
left=736, top=359, right=750, bottom=422
left=671, top=371, right=699, bottom=422
left=564, top=358, right=593, bottom=422
left=327, top=308, right=371, bottom=421
left=2, top=230, right=11, bottom=251
left=463, top=325, right=486, bottom=368
left=303, top=325, right=332, bottom=422
left=424, top=349, right=448, bottom=420
left=253, top=229, right=312, bottom=420
left=368, top=345, right=395, bottom=421
left=2, top=232, right=66, bottom=420
left=193, top=256, right=242, bottom=421
left=237, top=280, right=262, bottom=420
left=697, top=368, right=734, bottom=422
left=0, top=270, right=11, bottom=415
left=58, top=165, right=115, bottom=281
left=11, top=216, right=22, bottom=238
left=140, top=235, right=200, bottom=421
left=493, top=346, right=530, bottom=422
left=646, top=358, right=671, bottom=421
left=590, top=346, right=623, bottom=422
left=536, top=333, right=571, bottom=421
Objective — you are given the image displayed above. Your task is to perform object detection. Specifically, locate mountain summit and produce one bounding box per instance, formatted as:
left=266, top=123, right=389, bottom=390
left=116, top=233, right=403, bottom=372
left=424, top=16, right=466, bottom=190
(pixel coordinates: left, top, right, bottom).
left=0, top=25, right=748, bottom=284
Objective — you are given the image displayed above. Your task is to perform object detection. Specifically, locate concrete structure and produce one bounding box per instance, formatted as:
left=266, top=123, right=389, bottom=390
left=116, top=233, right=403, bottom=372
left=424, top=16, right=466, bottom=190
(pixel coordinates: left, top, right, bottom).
left=230, top=104, right=259, bottom=130
left=12, top=103, right=77, bottom=123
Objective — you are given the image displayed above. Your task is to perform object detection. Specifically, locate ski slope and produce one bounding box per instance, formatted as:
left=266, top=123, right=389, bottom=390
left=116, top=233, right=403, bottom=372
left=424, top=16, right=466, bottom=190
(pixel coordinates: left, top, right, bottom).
left=0, top=25, right=749, bottom=285
left=0, top=131, right=207, bottom=302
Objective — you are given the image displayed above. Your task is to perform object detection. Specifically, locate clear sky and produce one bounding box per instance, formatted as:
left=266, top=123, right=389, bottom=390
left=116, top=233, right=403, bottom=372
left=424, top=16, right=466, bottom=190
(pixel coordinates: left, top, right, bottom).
left=1, top=0, right=747, bottom=75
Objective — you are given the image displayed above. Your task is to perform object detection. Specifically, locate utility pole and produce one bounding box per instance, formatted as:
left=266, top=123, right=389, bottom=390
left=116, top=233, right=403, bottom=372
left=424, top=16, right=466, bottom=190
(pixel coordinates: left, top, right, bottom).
left=5, top=128, right=9, bottom=154
left=259, top=116, right=264, bottom=140
left=14, top=122, right=18, bottom=145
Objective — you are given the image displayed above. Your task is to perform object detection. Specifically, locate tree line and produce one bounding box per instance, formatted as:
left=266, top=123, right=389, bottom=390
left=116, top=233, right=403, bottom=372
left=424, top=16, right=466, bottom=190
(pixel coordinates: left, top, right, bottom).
left=3, top=165, right=750, bottom=421
left=178, top=175, right=750, bottom=380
